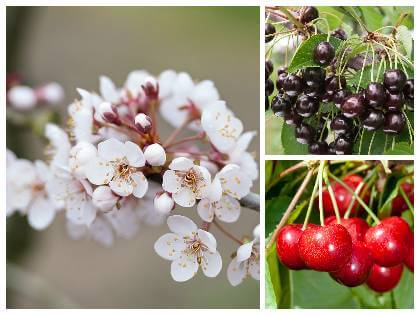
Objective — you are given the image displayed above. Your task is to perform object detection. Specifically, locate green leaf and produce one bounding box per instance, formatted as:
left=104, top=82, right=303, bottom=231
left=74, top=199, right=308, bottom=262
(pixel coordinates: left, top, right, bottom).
left=378, top=176, right=409, bottom=218
left=359, top=7, right=384, bottom=32
left=351, top=285, right=392, bottom=308
left=354, top=130, right=387, bottom=155
left=265, top=241, right=282, bottom=308
left=397, top=25, right=413, bottom=58
left=265, top=111, right=284, bottom=154
left=393, top=268, right=414, bottom=309
left=288, top=34, right=342, bottom=73
left=384, top=142, right=413, bottom=155
left=265, top=260, right=278, bottom=309
left=281, top=123, right=308, bottom=154
left=265, top=196, right=293, bottom=236
left=265, top=161, right=273, bottom=186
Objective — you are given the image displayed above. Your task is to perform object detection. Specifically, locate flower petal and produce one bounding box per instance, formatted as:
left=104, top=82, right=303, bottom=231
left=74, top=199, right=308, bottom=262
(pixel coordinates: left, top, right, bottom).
left=109, top=178, right=133, bottom=197
left=192, top=165, right=212, bottom=199
left=249, top=259, right=260, bottom=280
left=154, top=232, right=186, bottom=261
left=237, top=241, right=253, bottom=263
left=227, top=257, right=246, bottom=286
left=99, top=75, right=119, bottom=103
left=170, top=253, right=199, bottom=282
left=214, top=194, right=241, bottom=223
left=89, top=217, right=114, bottom=247
left=197, top=199, right=215, bottom=222
left=216, top=164, right=252, bottom=199
left=201, top=250, right=222, bottom=278
left=85, top=158, right=114, bottom=185
left=173, top=187, right=196, bottom=207
left=97, top=138, right=125, bottom=161
left=167, top=215, right=197, bottom=237
left=124, top=141, right=145, bottom=167
left=198, top=229, right=217, bottom=253
left=27, top=197, right=56, bottom=230
left=158, top=69, right=177, bottom=99
left=131, top=172, right=148, bottom=198
left=169, top=157, right=194, bottom=171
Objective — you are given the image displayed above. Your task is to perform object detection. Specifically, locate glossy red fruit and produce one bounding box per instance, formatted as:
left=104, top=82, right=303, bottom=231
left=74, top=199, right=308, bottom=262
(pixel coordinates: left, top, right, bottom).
left=404, top=232, right=414, bottom=272
left=330, top=241, right=374, bottom=287
left=365, top=219, right=409, bottom=267
left=321, top=174, right=369, bottom=217
left=381, top=216, right=411, bottom=241
left=366, top=264, right=403, bottom=292
left=298, top=224, right=353, bottom=272
left=276, top=224, right=306, bottom=270
left=326, top=217, right=369, bottom=243
left=392, top=182, right=414, bottom=216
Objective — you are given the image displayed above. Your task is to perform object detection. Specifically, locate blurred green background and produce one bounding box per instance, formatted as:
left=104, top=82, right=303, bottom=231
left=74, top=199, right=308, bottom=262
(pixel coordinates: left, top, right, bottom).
left=6, top=6, right=260, bottom=308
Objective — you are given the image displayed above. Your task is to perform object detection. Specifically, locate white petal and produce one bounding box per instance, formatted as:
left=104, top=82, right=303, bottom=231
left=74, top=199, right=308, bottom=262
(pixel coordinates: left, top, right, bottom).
left=214, top=194, right=241, bottom=223
left=97, top=138, right=125, bottom=161
left=162, top=170, right=181, bottom=193
left=66, top=221, right=87, bottom=240
left=89, top=217, right=114, bottom=247
left=167, top=215, right=197, bottom=237
left=170, top=253, right=199, bottom=282
left=197, top=199, right=215, bottom=222
left=158, top=69, right=177, bottom=99
left=253, top=225, right=260, bottom=241
left=66, top=193, right=96, bottom=226
left=109, top=178, right=133, bottom=197
left=131, top=172, right=148, bottom=198
left=124, top=70, right=150, bottom=96
left=201, top=250, right=222, bottom=278
left=172, top=72, right=194, bottom=98
left=169, top=157, right=194, bottom=171
left=124, top=141, right=145, bottom=167
left=227, top=257, right=246, bottom=286
left=237, top=241, right=253, bottom=263
left=85, top=158, right=114, bottom=185
left=216, top=164, right=252, bottom=199
left=154, top=233, right=186, bottom=261
left=205, top=177, right=222, bottom=202
left=249, top=259, right=260, bottom=280
left=192, top=165, right=212, bottom=199
left=198, top=229, right=217, bottom=253
left=105, top=205, right=139, bottom=239
left=173, top=187, right=196, bottom=207
left=99, top=75, right=119, bottom=103
left=27, top=197, right=56, bottom=230
left=190, top=80, right=219, bottom=108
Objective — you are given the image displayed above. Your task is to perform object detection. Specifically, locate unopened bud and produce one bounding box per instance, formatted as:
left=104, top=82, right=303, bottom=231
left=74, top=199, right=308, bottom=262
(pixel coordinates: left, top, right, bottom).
left=92, top=186, right=119, bottom=212
left=8, top=86, right=37, bottom=109
left=38, top=82, right=64, bottom=105
left=144, top=143, right=166, bottom=166
left=141, top=76, right=159, bottom=101
left=154, top=192, right=174, bottom=214
left=99, top=102, right=120, bottom=125
left=134, top=113, right=152, bottom=133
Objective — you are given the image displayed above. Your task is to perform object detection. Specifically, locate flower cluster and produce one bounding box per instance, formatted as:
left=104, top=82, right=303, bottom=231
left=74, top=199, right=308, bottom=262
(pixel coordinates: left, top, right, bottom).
left=6, top=69, right=259, bottom=285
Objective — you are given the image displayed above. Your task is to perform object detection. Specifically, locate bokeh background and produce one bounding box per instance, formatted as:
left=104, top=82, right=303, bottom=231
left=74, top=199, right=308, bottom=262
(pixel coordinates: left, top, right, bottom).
left=6, top=6, right=260, bottom=308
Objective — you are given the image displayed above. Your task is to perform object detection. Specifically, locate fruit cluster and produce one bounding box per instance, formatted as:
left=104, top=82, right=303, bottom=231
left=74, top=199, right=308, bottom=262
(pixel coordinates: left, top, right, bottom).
left=265, top=6, right=414, bottom=155
left=276, top=174, right=414, bottom=292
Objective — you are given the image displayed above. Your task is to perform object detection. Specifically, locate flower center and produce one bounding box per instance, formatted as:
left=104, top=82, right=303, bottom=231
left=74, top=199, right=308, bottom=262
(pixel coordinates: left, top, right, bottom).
left=186, top=239, right=208, bottom=265
left=113, top=158, right=135, bottom=181
left=182, top=169, right=201, bottom=193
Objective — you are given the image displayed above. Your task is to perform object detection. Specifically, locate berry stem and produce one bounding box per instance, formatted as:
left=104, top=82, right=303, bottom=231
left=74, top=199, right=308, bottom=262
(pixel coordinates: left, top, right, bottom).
left=212, top=219, right=243, bottom=245
left=356, top=47, right=369, bottom=92
left=358, top=128, right=365, bottom=154
left=370, top=43, right=375, bottom=82
left=318, top=160, right=325, bottom=225
left=303, top=161, right=324, bottom=230
left=328, top=172, right=380, bottom=224
left=368, top=131, right=376, bottom=155
left=399, top=186, right=414, bottom=214
left=375, top=56, right=385, bottom=82
left=403, top=111, right=414, bottom=146
left=277, top=7, right=305, bottom=30
left=266, top=169, right=314, bottom=250
left=323, top=166, right=341, bottom=224
left=277, top=161, right=307, bottom=179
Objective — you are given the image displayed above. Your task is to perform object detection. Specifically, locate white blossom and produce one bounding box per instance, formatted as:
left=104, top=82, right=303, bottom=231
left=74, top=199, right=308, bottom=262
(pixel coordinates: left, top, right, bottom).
left=7, top=85, right=37, bottom=109
left=136, top=181, right=168, bottom=226
left=144, top=143, right=166, bottom=166
left=216, top=164, right=252, bottom=199
left=154, top=192, right=174, bottom=214
left=39, top=82, right=64, bottom=104
left=228, top=131, right=259, bottom=181
left=68, top=141, right=97, bottom=178
left=92, top=186, right=119, bottom=212
left=154, top=215, right=222, bottom=282
left=67, top=217, right=114, bottom=247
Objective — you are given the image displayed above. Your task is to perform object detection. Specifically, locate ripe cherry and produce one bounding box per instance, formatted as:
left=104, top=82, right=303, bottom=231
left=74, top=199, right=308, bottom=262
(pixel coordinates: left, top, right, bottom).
left=331, top=115, right=353, bottom=135
left=295, top=94, right=319, bottom=117
left=326, top=217, right=369, bottom=243
left=327, top=142, right=336, bottom=155
left=365, top=219, right=409, bottom=267
left=385, top=91, right=405, bottom=111
left=276, top=224, right=307, bottom=270
left=298, top=224, right=353, bottom=272
left=271, top=96, right=291, bottom=117
left=283, top=74, right=303, bottom=97
left=404, top=232, right=414, bottom=273
left=365, top=82, right=386, bottom=108
left=391, top=182, right=414, bottom=216
left=330, top=241, right=373, bottom=287
left=366, top=264, right=403, bottom=293
left=302, top=67, right=326, bottom=87
left=265, top=23, right=276, bottom=43
left=265, top=95, right=269, bottom=111
left=308, top=141, right=328, bottom=154
left=276, top=72, right=288, bottom=91
left=266, top=79, right=274, bottom=96
left=403, top=79, right=414, bottom=100
left=383, top=69, right=407, bottom=92
left=300, top=6, right=319, bottom=24
left=277, top=66, right=287, bottom=76
left=333, top=89, right=351, bottom=109
left=362, top=108, right=385, bottom=131
left=295, top=122, right=315, bottom=144
left=284, top=107, right=303, bottom=126
left=326, top=76, right=347, bottom=95
left=341, top=94, right=366, bottom=118
left=383, top=111, right=406, bottom=134
left=381, top=217, right=411, bottom=241
left=314, top=41, right=335, bottom=65
left=334, top=135, right=353, bottom=155
left=265, top=60, right=273, bottom=80
left=331, top=28, right=347, bottom=40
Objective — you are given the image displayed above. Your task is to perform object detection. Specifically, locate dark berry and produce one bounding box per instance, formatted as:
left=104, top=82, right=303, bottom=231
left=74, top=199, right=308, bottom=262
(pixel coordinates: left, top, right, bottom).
left=308, top=141, right=328, bottom=154
left=314, top=41, right=335, bottom=66
left=321, top=92, right=333, bottom=103
left=403, top=79, right=414, bottom=100
left=328, top=142, right=336, bottom=154
left=265, top=95, right=269, bottom=111
left=276, top=224, right=306, bottom=270
left=330, top=241, right=373, bottom=287
left=284, top=107, right=303, bottom=126
left=295, top=94, right=319, bottom=117
left=333, top=89, right=351, bottom=109
left=331, top=28, right=347, bottom=40
left=271, top=96, right=291, bottom=117
left=302, top=67, right=326, bottom=87
left=367, top=264, right=403, bottom=293
left=265, top=23, right=276, bottom=43
left=385, top=91, right=405, bottom=111
left=276, top=72, right=288, bottom=91
left=300, top=6, right=319, bottom=24
left=277, top=66, right=287, bottom=76
left=334, top=135, right=353, bottom=155
left=295, top=122, right=315, bottom=144
left=341, top=94, right=366, bottom=118
left=362, top=108, right=384, bottom=131
left=265, top=60, right=273, bottom=80
left=283, top=74, right=303, bottom=97
left=325, top=76, right=347, bottom=95
left=266, top=79, right=274, bottom=96
left=298, top=224, right=353, bottom=272
left=365, top=82, right=386, bottom=108
left=383, top=69, right=407, bottom=92
left=331, top=114, right=353, bottom=135
left=383, top=111, right=406, bottom=134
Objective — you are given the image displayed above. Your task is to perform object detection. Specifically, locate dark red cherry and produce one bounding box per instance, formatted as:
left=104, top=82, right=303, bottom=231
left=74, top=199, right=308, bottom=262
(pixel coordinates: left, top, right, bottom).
left=331, top=114, right=353, bottom=135
left=276, top=224, right=307, bottom=270
left=295, top=94, right=319, bottom=117
left=334, top=135, right=353, bottom=155
left=266, top=79, right=274, bottom=96
left=403, top=79, right=414, bottom=100
left=327, top=217, right=369, bottom=243
left=265, top=23, right=276, bottom=43
left=265, top=95, right=269, bottom=110
left=302, top=67, right=326, bottom=87
left=283, top=74, right=303, bottom=97
left=295, top=122, right=315, bottom=144
left=298, top=224, right=353, bottom=272
left=284, top=107, right=303, bottom=126
left=314, top=41, right=335, bottom=65
left=327, top=142, right=336, bottom=154
left=276, top=72, right=288, bottom=91
left=277, top=66, right=287, bottom=76
left=300, top=6, right=319, bottom=24
left=341, top=94, right=366, bottom=118
left=384, top=69, right=407, bottom=92
left=325, top=76, right=347, bottom=95
left=383, top=111, right=406, bottom=134
left=391, top=182, right=414, bottom=216
left=265, top=60, right=273, bottom=80
left=333, top=89, right=351, bottom=109
left=331, top=28, right=347, bottom=40
left=271, top=96, right=291, bottom=117
left=365, top=219, right=409, bottom=267
left=385, top=91, right=405, bottom=111
left=308, top=141, right=328, bottom=154
left=367, top=264, right=403, bottom=292
left=330, top=241, right=373, bottom=287
left=362, top=108, right=384, bottom=131
left=404, top=232, right=414, bottom=272
left=381, top=217, right=411, bottom=241
left=365, top=82, right=386, bottom=108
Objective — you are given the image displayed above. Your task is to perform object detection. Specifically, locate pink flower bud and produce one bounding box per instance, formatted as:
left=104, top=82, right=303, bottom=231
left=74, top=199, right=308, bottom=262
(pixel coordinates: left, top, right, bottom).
left=154, top=192, right=174, bottom=214
left=38, top=82, right=64, bottom=105
left=7, top=86, right=37, bottom=109
left=141, top=76, right=159, bottom=101
left=92, top=186, right=118, bottom=212
left=134, top=113, right=152, bottom=133
left=144, top=143, right=166, bottom=166
left=98, top=102, right=120, bottom=125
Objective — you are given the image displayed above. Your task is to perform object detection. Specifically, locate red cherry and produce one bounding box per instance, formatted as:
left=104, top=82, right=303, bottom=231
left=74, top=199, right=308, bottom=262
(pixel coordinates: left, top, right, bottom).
left=381, top=216, right=411, bottom=240
left=330, top=241, right=374, bottom=287
left=392, top=182, right=414, bottom=216
left=365, top=219, right=409, bottom=267
left=298, top=224, right=353, bottom=272
left=326, top=217, right=369, bottom=243
left=366, top=264, right=403, bottom=292
left=276, top=224, right=306, bottom=270
left=404, top=232, right=414, bottom=272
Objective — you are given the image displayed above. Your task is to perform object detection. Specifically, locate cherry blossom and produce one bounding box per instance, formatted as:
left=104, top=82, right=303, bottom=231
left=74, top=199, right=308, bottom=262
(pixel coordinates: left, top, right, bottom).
left=154, top=215, right=222, bottom=282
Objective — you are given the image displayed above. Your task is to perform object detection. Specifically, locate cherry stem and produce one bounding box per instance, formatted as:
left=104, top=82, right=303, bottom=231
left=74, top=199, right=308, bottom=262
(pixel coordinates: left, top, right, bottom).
left=278, top=161, right=307, bottom=179
left=323, top=167, right=340, bottom=224
left=318, top=161, right=325, bottom=225
left=399, top=186, right=414, bottom=214
left=277, top=7, right=305, bottom=30
left=328, top=172, right=380, bottom=224
left=303, top=161, right=324, bottom=230
left=162, top=117, right=194, bottom=147
left=266, top=169, right=314, bottom=250
left=164, top=133, right=205, bottom=149
left=212, top=219, right=243, bottom=245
